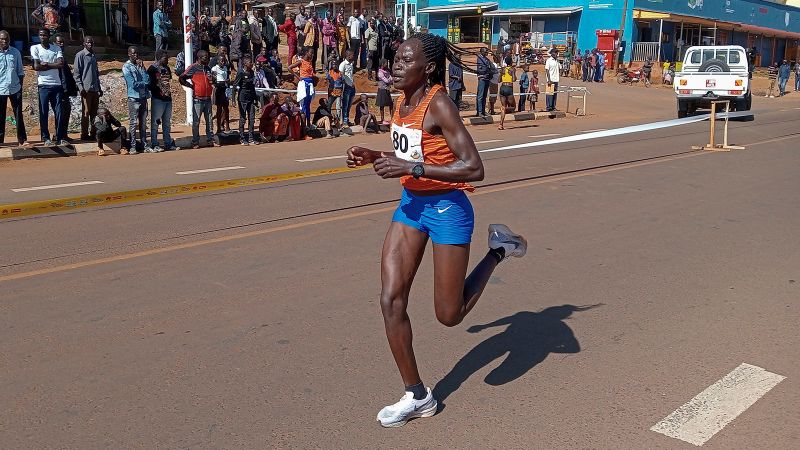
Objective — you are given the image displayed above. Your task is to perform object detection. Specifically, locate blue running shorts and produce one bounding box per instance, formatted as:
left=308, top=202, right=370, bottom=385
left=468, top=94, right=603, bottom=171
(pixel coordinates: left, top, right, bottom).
left=392, top=188, right=475, bottom=245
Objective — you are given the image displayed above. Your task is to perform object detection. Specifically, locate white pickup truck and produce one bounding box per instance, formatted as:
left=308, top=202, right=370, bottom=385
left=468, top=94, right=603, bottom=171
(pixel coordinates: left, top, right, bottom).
left=673, top=45, right=751, bottom=118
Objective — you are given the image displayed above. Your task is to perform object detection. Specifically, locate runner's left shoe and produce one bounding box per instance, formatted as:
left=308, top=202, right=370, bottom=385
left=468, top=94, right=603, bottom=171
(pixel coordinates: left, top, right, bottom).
left=376, top=388, right=438, bottom=428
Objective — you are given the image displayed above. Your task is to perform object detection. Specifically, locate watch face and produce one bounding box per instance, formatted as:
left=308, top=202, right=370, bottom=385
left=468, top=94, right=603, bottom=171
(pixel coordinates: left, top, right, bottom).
left=412, top=164, right=424, bottom=178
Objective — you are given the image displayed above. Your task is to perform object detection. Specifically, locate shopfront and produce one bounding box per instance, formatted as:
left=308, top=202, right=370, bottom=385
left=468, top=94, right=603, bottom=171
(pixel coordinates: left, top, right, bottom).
left=418, top=2, right=497, bottom=43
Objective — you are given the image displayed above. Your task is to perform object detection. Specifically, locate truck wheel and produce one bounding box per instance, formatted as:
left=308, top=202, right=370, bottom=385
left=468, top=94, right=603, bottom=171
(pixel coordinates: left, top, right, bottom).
left=698, top=59, right=730, bottom=73
left=677, top=100, right=688, bottom=118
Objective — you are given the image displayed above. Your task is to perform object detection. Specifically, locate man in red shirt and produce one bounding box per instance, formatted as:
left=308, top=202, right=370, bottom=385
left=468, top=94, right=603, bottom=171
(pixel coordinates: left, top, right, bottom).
left=179, top=50, right=219, bottom=148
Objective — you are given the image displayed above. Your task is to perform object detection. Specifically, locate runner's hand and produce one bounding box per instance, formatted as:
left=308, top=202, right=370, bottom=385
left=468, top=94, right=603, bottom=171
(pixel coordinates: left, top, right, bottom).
left=346, top=146, right=379, bottom=167
left=373, top=153, right=413, bottom=179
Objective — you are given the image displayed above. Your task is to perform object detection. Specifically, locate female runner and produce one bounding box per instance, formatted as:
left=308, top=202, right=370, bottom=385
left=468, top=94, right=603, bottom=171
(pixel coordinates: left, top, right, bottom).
left=346, top=33, right=528, bottom=428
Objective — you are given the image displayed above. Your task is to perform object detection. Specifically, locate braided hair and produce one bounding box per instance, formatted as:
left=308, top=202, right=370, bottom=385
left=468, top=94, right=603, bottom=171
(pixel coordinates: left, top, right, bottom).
left=407, top=33, right=480, bottom=89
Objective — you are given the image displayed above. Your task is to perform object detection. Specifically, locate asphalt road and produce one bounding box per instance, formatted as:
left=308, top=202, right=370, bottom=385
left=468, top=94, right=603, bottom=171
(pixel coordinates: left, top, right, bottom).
left=1, top=87, right=799, bottom=448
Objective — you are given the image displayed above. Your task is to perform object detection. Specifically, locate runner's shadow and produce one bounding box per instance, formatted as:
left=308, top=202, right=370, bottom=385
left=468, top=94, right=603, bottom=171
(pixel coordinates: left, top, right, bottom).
left=433, top=304, right=600, bottom=408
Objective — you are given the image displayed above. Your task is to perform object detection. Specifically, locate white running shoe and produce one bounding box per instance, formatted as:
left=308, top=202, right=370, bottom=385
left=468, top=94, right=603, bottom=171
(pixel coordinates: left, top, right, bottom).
left=488, top=224, right=528, bottom=259
left=376, top=388, right=438, bottom=428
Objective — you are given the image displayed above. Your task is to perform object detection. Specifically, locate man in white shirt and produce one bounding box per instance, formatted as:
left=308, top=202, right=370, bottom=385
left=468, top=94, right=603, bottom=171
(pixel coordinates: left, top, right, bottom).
left=338, top=50, right=355, bottom=126
left=544, top=48, right=560, bottom=112
left=348, top=9, right=362, bottom=70
left=31, top=28, right=67, bottom=145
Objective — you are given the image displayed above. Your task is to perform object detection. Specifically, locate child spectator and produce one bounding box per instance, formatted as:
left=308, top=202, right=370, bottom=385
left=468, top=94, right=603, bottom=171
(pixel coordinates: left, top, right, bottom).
left=354, top=93, right=379, bottom=133
left=269, top=48, right=283, bottom=80
left=326, top=59, right=343, bottom=128
left=529, top=69, right=540, bottom=111
left=211, top=54, right=231, bottom=134
left=232, top=55, right=257, bottom=145
left=280, top=97, right=304, bottom=141
left=376, top=58, right=393, bottom=125
left=94, top=107, right=128, bottom=156
left=313, top=98, right=336, bottom=138
left=518, top=64, right=530, bottom=112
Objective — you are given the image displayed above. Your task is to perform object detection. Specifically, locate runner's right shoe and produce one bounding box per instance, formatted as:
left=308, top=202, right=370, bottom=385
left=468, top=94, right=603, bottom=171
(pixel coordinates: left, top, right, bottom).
left=376, top=388, right=438, bottom=428
left=488, top=224, right=527, bottom=259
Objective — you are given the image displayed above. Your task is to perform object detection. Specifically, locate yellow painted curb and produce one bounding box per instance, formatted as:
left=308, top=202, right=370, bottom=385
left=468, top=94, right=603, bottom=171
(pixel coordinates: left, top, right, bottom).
left=1, top=166, right=367, bottom=220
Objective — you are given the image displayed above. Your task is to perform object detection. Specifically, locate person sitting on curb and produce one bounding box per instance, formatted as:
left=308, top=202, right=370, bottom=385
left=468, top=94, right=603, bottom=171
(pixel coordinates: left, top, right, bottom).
left=259, top=93, right=282, bottom=142
left=280, top=97, right=304, bottom=141
left=313, top=98, right=337, bottom=138
left=354, top=93, right=379, bottom=133
left=94, top=107, right=128, bottom=156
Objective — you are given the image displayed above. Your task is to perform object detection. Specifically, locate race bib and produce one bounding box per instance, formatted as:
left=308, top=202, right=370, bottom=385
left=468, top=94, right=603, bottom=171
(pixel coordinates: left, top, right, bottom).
left=391, top=123, right=423, bottom=163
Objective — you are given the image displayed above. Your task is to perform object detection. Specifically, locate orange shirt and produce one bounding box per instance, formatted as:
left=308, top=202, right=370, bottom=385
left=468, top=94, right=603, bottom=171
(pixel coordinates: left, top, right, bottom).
left=299, top=60, right=313, bottom=78
left=391, top=84, right=474, bottom=192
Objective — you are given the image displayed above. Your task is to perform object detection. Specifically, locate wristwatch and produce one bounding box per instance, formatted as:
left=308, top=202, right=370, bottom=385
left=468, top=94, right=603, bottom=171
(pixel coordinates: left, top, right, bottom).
left=411, top=163, right=425, bottom=179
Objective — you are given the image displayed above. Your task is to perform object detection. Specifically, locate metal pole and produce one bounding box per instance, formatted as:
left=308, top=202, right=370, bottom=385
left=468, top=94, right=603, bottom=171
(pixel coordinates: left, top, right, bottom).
left=698, top=23, right=701, bottom=45
left=25, top=0, right=31, bottom=43
left=708, top=101, right=716, bottom=148
left=184, top=0, right=194, bottom=124
left=657, top=18, right=663, bottom=63
left=403, top=0, right=408, bottom=39
left=713, top=21, right=717, bottom=44
left=103, top=0, right=108, bottom=36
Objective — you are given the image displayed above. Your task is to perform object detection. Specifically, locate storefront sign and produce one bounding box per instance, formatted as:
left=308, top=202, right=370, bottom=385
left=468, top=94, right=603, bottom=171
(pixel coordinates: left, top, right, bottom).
left=688, top=0, right=703, bottom=10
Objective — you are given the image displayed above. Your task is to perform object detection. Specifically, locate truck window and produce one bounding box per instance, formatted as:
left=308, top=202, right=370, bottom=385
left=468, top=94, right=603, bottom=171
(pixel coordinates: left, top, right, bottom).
left=715, top=50, right=728, bottom=62
left=703, top=49, right=715, bottom=62
left=729, top=51, right=741, bottom=64
left=690, top=51, right=701, bottom=64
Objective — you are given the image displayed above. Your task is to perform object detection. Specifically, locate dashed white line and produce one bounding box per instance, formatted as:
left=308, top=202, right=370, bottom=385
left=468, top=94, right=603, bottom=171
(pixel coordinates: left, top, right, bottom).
left=528, top=133, right=562, bottom=138
left=650, top=363, right=785, bottom=446
left=175, top=166, right=246, bottom=175
left=11, top=180, right=104, bottom=192
left=296, top=155, right=346, bottom=162
left=581, top=129, right=607, bottom=133
left=475, top=139, right=504, bottom=144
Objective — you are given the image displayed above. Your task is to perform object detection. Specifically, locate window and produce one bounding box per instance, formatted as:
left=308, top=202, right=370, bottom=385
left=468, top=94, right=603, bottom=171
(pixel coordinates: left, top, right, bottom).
left=690, top=51, right=701, bottom=64
left=729, top=51, right=741, bottom=64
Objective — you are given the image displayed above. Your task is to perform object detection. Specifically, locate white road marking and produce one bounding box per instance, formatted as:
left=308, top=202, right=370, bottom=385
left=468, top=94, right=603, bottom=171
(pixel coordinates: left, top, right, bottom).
left=175, top=166, right=246, bottom=175
left=296, top=155, right=346, bottom=162
left=650, top=363, right=785, bottom=446
left=475, top=139, right=504, bottom=144
left=581, top=129, right=607, bottom=133
left=528, top=133, right=562, bottom=138
left=11, top=180, right=104, bottom=192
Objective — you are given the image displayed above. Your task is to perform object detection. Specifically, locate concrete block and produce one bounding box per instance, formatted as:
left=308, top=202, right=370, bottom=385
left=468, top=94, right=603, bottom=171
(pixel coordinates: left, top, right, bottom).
left=11, top=144, right=76, bottom=160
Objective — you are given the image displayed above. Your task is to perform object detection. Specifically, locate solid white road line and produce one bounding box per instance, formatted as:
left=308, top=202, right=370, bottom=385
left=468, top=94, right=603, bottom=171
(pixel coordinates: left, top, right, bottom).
left=475, top=139, right=504, bottom=144
left=11, top=181, right=104, bottom=192
left=175, top=166, right=246, bottom=175
left=650, top=363, right=785, bottom=446
left=295, top=155, right=346, bottom=162
left=581, top=129, right=608, bottom=133
left=528, top=133, right=562, bottom=138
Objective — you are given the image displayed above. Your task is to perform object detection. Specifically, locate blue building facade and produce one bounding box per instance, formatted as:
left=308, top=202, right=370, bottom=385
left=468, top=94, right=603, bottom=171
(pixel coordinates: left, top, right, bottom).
left=418, top=0, right=800, bottom=66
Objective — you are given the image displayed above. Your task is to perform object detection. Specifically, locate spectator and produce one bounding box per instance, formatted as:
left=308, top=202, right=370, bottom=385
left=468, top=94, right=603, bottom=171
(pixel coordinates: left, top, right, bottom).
left=288, top=48, right=315, bottom=132
left=573, top=49, right=582, bottom=81
left=180, top=50, right=218, bottom=148
left=517, top=64, right=530, bottom=112
left=313, top=97, right=336, bottom=138
left=153, top=1, right=171, bottom=51
left=475, top=46, right=492, bottom=117
left=766, top=62, right=778, bottom=97
left=232, top=55, right=257, bottom=145
left=175, top=50, right=186, bottom=76
left=303, top=12, right=320, bottom=73
left=215, top=9, right=230, bottom=49
left=497, top=56, right=516, bottom=130
left=54, top=35, right=77, bottom=143
left=295, top=5, right=309, bottom=50
left=259, top=93, right=282, bottom=142
left=488, top=53, right=500, bottom=115
left=376, top=58, right=393, bottom=125
left=279, top=12, right=299, bottom=66
left=545, top=48, right=560, bottom=112
left=795, top=60, right=800, bottom=92
left=448, top=55, right=463, bottom=109
left=269, top=48, right=283, bottom=79
left=231, top=10, right=251, bottom=70
left=364, top=19, right=379, bottom=81
left=198, top=7, right=213, bottom=53
left=254, top=55, right=273, bottom=107
left=264, top=8, right=279, bottom=54
left=587, top=49, right=597, bottom=83
left=322, top=11, right=338, bottom=67
left=778, top=59, right=790, bottom=96
left=642, top=56, right=654, bottom=83
left=31, top=28, right=66, bottom=146
left=595, top=50, right=605, bottom=82
left=582, top=49, right=591, bottom=82
left=339, top=50, right=355, bottom=127
left=122, top=46, right=151, bottom=153
left=348, top=9, right=362, bottom=70
left=94, top=107, right=128, bottom=156
left=280, top=97, right=304, bottom=141
left=32, top=0, right=60, bottom=34
left=326, top=58, right=343, bottom=127
left=73, top=35, right=102, bottom=141
left=528, top=69, right=540, bottom=111
left=0, top=30, right=27, bottom=146
left=112, top=3, right=128, bottom=44
left=354, top=93, right=379, bottom=133
left=336, top=12, right=348, bottom=59
left=249, top=8, right=263, bottom=57
left=147, top=50, right=177, bottom=152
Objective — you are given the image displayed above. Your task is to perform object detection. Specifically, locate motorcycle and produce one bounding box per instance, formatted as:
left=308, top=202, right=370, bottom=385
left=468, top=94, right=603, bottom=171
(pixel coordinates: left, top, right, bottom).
left=617, top=67, right=651, bottom=87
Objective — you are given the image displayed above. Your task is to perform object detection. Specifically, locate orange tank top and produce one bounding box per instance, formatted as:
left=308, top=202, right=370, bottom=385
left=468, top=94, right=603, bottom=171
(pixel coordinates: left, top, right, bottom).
left=391, top=84, right=474, bottom=192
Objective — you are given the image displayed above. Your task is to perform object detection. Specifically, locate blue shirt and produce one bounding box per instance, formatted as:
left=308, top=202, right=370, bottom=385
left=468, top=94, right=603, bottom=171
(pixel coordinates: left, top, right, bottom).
left=448, top=63, right=463, bottom=90
left=122, top=60, right=151, bottom=99
left=0, top=45, right=24, bottom=95
left=519, top=72, right=529, bottom=89
left=778, top=63, right=790, bottom=79
left=153, top=9, right=169, bottom=37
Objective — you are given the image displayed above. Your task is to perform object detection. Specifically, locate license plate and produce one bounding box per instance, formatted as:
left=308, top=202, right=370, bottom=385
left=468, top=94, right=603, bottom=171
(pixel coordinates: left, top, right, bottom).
left=706, top=79, right=716, bottom=88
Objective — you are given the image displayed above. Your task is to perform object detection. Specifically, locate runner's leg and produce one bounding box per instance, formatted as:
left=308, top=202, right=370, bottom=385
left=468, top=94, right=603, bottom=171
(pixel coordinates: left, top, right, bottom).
left=431, top=243, right=499, bottom=327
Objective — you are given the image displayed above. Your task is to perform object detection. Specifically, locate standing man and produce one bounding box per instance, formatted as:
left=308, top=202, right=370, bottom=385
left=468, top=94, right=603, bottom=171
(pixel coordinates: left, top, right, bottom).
left=322, top=10, right=337, bottom=66
left=261, top=7, right=278, bottom=54
left=0, top=30, right=27, bottom=146
left=475, top=46, right=492, bottom=117
left=73, top=35, right=102, bottom=141
left=179, top=50, right=218, bottom=149
left=302, top=12, right=320, bottom=72
left=777, top=59, right=790, bottom=96
left=544, top=48, right=560, bottom=112
left=338, top=50, right=355, bottom=127
left=295, top=5, right=309, bottom=51
left=31, top=28, right=66, bottom=146
left=347, top=9, right=362, bottom=70
left=147, top=50, right=178, bottom=152
left=448, top=55, right=464, bottom=107
left=249, top=8, right=263, bottom=57
left=122, top=46, right=151, bottom=153
left=31, top=0, right=60, bottom=34
left=364, top=19, right=379, bottom=80
left=153, top=1, right=171, bottom=51
left=279, top=12, right=298, bottom=65
left=794, top=60, right=800, bottom=92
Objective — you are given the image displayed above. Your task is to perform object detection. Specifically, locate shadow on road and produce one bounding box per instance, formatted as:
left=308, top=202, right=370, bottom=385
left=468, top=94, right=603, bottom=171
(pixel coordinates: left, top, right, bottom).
left=433, top=304, right=601, bottom=408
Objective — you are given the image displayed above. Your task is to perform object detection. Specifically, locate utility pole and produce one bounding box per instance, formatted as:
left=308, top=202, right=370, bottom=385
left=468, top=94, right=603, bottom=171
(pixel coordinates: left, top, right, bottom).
left=613, top=0, right=629, bottom=70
